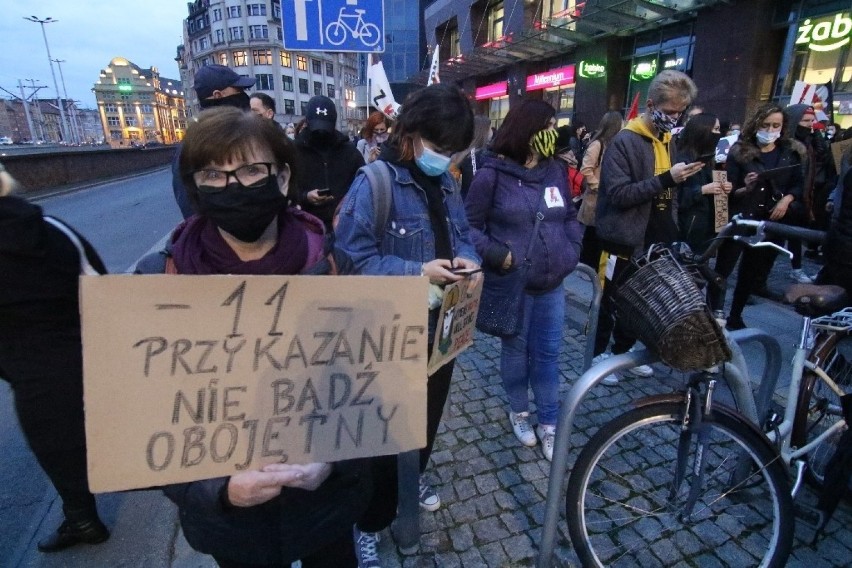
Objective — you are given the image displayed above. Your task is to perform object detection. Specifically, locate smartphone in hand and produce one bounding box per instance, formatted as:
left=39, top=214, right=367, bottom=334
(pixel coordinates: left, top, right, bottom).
left=450, top=267, right=483, bottom=276
left=317, top=188, right=331, bottom=197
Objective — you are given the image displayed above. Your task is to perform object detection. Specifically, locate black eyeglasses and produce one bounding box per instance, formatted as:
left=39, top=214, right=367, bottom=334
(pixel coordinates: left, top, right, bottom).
left=192, top=162, right=276, bottom=193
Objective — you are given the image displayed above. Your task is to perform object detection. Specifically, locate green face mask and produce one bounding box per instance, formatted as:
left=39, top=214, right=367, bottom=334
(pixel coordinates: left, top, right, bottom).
left=531, top=128, right=557, bottom=158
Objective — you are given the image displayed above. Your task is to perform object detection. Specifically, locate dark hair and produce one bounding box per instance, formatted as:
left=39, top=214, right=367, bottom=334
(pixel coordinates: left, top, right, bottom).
left=179, top=107, right=298, bottom=207
left=389, top=84, right=474, bottom=161
left=250, top=92, right=276, bottom=113
left=491, top=99, right=556, bottom=164
left=741, top=103, right=786, bottom=146
left=590, top=111, right=623, bottom=147
left=363, top=111, right=390, bottom=140
left=568, top=120, right=586, bottom=138
left=678, top=112, right=719, bottom=159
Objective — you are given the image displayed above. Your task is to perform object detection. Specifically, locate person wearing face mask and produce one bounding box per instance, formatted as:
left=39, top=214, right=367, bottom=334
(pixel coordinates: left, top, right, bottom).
left=172, top=65, right=256, bottom=219
left=294, top=95, right=365, bottom=230
left=716, top=103, right=805, bottom=330
left=335, top=84, right=480, bottom=566
left=465, top=99, right=582, bottom=462
left=592, top=70, right=702, bottom=385
left=356, top=111, right=391, bottom=164
left=675, top=113, right=731, bottom=254
left=284, top=122, right=296, bottom=140
left=135, top=107, right=371, bottom=568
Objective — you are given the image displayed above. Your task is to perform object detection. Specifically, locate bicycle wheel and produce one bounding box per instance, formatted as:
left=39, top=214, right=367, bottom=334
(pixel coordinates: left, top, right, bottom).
left=793, top=332, right=852, bottom=492
left=325, top=21, right=347, bottom=46
left=566, top=401, right=793, bottom=568
left=358, top=23, right=381, bottom=47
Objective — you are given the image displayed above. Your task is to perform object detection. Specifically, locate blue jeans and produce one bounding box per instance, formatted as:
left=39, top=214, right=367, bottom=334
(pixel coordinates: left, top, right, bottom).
left=500, top=286, right=564, bottom=426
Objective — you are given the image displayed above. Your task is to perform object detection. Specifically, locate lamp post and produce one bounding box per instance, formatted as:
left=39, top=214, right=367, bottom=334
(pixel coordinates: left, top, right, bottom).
left=24, top=16, right=69, bottom=143
left=52, top=58, right=80, bottom=144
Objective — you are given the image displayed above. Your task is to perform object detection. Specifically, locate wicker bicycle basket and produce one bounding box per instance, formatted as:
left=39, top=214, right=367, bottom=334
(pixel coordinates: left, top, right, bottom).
left=613, top=248, right=731, bottom=371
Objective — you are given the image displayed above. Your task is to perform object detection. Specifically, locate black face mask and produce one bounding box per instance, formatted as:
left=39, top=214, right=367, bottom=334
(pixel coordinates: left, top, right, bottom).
left=195, top=176, right=286, bottom=242
left=795, top=124, right=813, bottom=141
left=200, top=92, right=251, bottom=111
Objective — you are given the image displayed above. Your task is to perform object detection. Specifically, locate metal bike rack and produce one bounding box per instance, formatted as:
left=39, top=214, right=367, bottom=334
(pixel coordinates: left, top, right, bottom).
left=536, top=331, right=783, bottom=567
left=567, top=263, right=603, bottom=373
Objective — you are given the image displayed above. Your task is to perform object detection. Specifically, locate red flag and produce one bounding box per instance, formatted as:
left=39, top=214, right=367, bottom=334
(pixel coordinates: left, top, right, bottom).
left=626, top=91, right=641, bottom=120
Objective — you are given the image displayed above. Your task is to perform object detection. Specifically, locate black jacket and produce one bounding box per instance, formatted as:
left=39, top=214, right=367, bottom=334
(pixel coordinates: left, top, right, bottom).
left=825, top=167, right=852, bottom=268
left=294, top=129, right=365, bottom=227
left=726, top=138, right=806, bottom=221
left=675, top=150, right=716, bottom=253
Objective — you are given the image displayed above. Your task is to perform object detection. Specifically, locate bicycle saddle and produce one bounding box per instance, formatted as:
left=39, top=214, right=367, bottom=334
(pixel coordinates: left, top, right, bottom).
left=783, top=283, right=849, bottom=317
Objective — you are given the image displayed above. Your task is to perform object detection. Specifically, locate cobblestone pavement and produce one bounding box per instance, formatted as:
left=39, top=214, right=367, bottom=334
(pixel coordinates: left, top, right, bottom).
left=370, top=253, right=852, bottom=567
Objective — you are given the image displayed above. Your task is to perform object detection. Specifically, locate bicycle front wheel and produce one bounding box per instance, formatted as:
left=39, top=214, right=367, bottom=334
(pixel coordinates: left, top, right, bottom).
left=325, top=21, right=347, bottom=45
left=566, top=401, right=793, bottom=568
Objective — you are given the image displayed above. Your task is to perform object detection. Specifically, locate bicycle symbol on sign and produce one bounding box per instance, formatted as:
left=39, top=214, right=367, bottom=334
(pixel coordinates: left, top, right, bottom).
left=325, top=7, right=380, bottom=47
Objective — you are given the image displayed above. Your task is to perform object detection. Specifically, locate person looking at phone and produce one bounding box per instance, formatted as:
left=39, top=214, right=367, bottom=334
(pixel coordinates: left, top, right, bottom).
left=676, top=112, right=732, bottom=254
left=357, top=111, right=391, bottom=164
left=715, top=103, right=805, bottom=330
left=592, top=70, right=701, bottom=385
left=295, top=95, right=364, bottom=230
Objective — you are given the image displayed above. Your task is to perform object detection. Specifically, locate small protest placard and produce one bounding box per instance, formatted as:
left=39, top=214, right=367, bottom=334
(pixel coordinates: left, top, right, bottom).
left=81, top=275, right=429, bottom=492
left=831, top=138, right=852, bottom=175
left=428, top=277, right=483, bottom=375
left=713, top=170, right=729, bottom=233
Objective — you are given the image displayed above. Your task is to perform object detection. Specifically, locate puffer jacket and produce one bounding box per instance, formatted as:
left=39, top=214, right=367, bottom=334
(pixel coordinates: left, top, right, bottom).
left=465, top=152, right=582, bottom=293
left=726, top=137, right=805, bottom=220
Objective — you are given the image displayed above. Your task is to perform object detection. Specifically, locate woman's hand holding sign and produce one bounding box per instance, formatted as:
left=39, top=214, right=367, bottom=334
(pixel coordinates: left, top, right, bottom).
left=227, top=462, right=332, bottom=506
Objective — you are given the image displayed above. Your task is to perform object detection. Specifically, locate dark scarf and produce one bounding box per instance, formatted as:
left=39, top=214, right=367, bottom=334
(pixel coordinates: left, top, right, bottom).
left=172, top=207, right=309, bottom=275
left=379, top=144, right=453, bottom=260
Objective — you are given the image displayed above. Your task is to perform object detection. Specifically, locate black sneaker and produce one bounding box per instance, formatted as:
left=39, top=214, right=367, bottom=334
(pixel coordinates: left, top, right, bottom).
left=725, top=315, right=747, bottom=331
left=37, top=519, right=109, bottom=553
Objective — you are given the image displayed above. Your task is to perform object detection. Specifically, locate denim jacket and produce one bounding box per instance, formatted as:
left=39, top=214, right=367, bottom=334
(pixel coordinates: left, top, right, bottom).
left=334, top=160, right=480, bottom=275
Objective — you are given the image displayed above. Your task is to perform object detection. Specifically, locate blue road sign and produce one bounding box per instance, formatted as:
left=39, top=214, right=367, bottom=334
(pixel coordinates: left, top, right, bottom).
left=282, top=0, right=385, bottom=53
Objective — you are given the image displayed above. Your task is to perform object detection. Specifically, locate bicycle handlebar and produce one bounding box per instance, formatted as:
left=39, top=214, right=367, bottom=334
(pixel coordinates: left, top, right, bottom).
left=693, top=217, right=827, bottom=264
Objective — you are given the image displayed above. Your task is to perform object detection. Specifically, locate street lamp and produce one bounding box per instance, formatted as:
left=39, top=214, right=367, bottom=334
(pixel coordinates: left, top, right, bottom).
left=24, top=16, right=69, bottom=143
left=52, top=58, right=80, bottom=144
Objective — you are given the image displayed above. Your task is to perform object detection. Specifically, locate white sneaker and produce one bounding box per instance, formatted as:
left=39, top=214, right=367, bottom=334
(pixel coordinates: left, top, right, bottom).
left=536, top=424, right=556, bottom=461
left=591, top=352, right=620, bottom=386
left=626, top=347, right=655, bottom=377
left=790, top=268, right=814, bottom=284
left=509, top=411, right=537, bottom=447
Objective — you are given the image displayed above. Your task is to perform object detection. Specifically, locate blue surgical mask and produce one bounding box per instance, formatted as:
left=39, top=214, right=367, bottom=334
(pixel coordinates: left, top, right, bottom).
left=415, top=139, right=452, bottom=176
left=756, top=130, right=780, bottom=146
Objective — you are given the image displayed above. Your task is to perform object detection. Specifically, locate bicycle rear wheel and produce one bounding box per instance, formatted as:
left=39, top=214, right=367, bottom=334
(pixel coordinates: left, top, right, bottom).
left=566, top=401, right=793, bottom=568
left=793, top=332, right=852, bottom=492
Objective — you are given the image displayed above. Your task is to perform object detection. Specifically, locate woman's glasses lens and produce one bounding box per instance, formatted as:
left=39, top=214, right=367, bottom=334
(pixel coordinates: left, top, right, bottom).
left=194, top=163, right=274, bottom=192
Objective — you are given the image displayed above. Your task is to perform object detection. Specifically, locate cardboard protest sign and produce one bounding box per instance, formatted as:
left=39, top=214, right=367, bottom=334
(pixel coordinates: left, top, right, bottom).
left=81, top=275, right=429, bottom=492
left=428, top=277, right=483, bottom=375
left=713, top=170, right=729, bottom=233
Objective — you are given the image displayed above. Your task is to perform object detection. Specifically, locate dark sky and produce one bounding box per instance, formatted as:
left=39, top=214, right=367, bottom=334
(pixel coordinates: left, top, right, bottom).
left=0, top=1, right=187, bottom=108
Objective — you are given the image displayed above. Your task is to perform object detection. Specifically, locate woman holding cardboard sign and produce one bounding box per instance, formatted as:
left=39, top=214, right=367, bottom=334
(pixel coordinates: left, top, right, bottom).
left=135, top=108, right=370, bottom=568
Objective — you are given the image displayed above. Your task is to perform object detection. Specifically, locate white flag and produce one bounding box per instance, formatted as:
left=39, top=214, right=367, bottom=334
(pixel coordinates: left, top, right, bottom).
left=790, top=80, right=816, bottom=105
left=427, top=47, right=440, bottom=86
left=368, top=57, right=401, bottom=120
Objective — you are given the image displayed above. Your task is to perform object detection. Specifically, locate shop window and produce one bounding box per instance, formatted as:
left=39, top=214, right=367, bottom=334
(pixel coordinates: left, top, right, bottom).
left=488, top=95, right=510, bottom=128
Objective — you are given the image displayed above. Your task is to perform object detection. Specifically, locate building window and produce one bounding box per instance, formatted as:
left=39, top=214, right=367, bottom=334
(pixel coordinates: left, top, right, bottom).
left=212, top=8, right=222, bottom=21
left=299, top=78, right=309, bottom=94
left=247, top=3, right=267, bottom=16
left=487, top=1, right=505, bottom=42
left=273, top=1, right=281, bottom=19
left=255, top=74, right=274, bottom=90
left=300, top=101, right=308, bottom=115
left=198, top=37, right=209, bottom=50
left=105, top=103, right=118, bottom=113
left=218, top=52, right=228, bottom=65
left=282, top=75, right=293, bottom=91
left=297, top=55, right=307, bottom=71
left=250, top=25, right=269, bottom=40
left=228, top=5, right=241, bottom=18
left=125, top=116, right=137, bottom=127
left=326, top=62, right=334, bottom=76
left=312, top=59, right=322, bottom=74
left=233, top=50, right=248, bottom=66
left=281, top=51, right=291, bottom=67
left=253, top=49, right=272, bottom=65
left=284, top=99, right=295, bottom=114
left=107, top=117, right=120, bottom=127
left=314, top=81, right=322, bottom=95
left=327, top=84, right=335, bottom=98
left=117, top=77, right=131, bottom=85
left=229, top=26, right=244, bottom=41
left=215, top=29, right=225, bottom=44
left=141, top=104, right=153, bottom=113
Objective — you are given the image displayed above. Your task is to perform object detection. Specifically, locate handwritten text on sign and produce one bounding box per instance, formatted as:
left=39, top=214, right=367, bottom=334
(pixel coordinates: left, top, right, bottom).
left=81, top=275, right=429, bottom=492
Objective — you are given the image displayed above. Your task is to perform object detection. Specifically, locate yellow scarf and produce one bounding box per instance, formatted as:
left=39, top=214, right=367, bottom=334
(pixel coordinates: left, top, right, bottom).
left=625, top=117, right=672, bottom=175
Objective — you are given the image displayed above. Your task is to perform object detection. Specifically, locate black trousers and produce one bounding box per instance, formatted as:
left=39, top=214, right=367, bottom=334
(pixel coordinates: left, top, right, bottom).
left=215, top=533, right=357, bottom=568
left=593, top=251, right=638, bottom=357
left=0, top=332, right=98, bottom=521
left=356, top=358, right=455, bottom=532
left=579, top=225, right=603, bottom=272
left=712, top=239, right=778, bottom=320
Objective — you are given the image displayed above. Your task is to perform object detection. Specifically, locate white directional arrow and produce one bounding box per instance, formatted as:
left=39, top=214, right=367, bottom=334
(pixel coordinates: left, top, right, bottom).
left=294, top=0, right=313, bottom=41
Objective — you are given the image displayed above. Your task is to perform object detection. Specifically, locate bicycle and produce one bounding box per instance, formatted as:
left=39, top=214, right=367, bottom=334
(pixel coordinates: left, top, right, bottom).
left=325, top=8, right=380, bottom=47
left=558, top=218, right=850, bottom=567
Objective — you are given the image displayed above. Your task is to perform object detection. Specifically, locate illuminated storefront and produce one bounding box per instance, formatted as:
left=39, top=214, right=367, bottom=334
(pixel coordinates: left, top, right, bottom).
left=526, top=64, right=576, bottom=125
